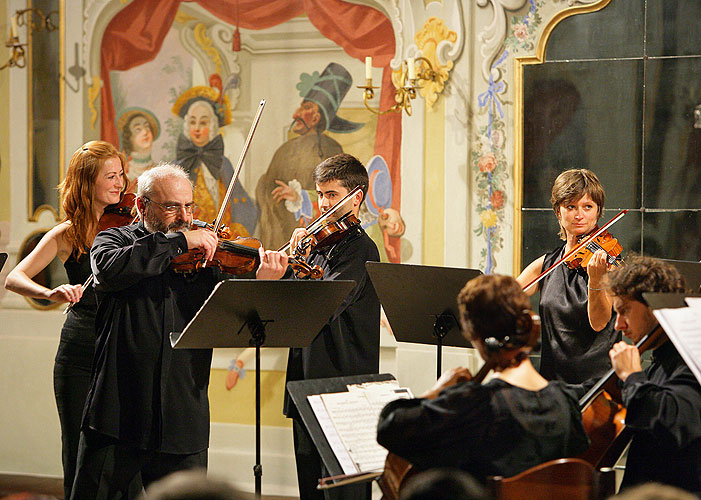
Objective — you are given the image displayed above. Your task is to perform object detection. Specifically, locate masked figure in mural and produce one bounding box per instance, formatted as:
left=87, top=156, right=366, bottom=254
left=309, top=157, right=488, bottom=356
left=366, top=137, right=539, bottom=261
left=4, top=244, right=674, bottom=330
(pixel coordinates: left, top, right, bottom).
left=173, top=76, right=258, bottom=238
left=255, top=62, right=363, bottom=250
left=117, top=107, right=160, bottom=192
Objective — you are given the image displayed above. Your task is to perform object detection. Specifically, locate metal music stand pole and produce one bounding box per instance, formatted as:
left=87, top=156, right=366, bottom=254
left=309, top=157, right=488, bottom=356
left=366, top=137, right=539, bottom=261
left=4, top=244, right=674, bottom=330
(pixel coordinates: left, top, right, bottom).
left=170, top=279, right=356, bottom=500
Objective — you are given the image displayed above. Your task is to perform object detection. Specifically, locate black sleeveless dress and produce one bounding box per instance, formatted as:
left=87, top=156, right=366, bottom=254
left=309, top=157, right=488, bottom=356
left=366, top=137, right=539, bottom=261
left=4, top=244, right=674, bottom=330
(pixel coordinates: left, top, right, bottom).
left=538, top=245, right=620, bottom=384
left=57, top=252, right=96, bottom=368
left=54, top=252, right=97, bottom=499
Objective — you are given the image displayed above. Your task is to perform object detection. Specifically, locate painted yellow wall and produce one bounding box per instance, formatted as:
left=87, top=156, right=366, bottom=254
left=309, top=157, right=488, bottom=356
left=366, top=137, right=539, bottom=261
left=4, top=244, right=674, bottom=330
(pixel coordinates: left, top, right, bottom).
left=422, top=98, right=445, bottom=265
left=209, top=368, right=291, bottom=427
left=0, top=1, right=10, bottom=223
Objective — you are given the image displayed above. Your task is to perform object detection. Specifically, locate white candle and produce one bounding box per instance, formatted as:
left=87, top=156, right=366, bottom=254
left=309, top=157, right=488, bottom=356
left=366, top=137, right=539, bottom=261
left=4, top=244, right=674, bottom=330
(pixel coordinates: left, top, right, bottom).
left=10, top=15, right=18, bottom=39
left=365, top=56, right=372, bottom=80
left=407, top=57, right=416, bottom=80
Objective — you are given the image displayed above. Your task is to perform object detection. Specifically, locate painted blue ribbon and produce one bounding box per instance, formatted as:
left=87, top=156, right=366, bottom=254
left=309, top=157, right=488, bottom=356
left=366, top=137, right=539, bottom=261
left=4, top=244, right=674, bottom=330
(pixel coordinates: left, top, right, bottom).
left=478, top=51, right=508, bottom=138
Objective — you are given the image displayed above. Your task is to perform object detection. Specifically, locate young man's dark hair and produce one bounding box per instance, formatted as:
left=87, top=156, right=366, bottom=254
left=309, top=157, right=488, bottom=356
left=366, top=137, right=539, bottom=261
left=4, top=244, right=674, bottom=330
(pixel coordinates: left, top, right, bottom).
left=606, top=255, right=687, bottom=301
left=313, top=153, right=369, bottom=201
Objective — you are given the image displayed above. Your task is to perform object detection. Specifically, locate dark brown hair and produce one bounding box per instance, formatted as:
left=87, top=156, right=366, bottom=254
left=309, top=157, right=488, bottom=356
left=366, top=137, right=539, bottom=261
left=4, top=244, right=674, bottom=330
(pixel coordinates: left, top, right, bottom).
left=121, top=113, right=152, bottom=157
left=313, top=153, right=368, bottom=202
left=458, top=274, right=531, bottom=346
left=606, top=255, right=687, bottom=303
left=551, top=169, right=605, bottom=240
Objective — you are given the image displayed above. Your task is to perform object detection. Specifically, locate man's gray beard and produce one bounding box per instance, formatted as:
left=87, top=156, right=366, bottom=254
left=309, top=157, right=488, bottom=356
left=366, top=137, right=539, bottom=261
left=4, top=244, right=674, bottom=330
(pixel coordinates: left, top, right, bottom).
left=143, top=209, right=191, bottom=234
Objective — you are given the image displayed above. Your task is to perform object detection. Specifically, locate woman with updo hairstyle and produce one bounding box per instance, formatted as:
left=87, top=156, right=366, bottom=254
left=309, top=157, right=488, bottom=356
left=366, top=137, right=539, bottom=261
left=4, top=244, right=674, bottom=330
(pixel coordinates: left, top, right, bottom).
left=5, top=140, right=131, bottom=500
left=377, top=275, right=588, bottom=483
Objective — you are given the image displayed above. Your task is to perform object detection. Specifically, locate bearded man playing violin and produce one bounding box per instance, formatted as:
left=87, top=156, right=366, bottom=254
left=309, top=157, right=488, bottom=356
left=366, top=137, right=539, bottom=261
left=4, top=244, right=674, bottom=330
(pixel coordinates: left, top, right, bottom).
left=517, top=169, right=620, bottom=385
left=71, top=163, right=288, bottom=500
left=283, top=153, right=381, bottom=500
left=605, top=256, right=701, bottom=495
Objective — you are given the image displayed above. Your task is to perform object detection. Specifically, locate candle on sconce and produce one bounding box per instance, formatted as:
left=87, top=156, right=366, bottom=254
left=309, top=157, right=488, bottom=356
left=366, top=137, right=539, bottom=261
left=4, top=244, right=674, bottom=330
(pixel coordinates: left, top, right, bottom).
left=365, top=56, right=372, bottom=80
left=407, top=57, right=416, bottom=80
left=10, top=14, right=19, bottom=39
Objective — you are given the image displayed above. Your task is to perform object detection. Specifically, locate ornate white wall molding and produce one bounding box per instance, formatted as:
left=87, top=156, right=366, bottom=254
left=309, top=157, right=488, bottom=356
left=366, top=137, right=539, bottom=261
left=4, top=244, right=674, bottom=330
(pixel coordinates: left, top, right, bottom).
left=476, top=0, right=529, bottom=82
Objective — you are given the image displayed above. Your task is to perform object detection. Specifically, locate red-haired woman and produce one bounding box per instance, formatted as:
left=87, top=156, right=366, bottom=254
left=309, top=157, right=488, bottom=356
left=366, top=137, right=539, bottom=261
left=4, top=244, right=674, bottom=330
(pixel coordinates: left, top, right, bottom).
left=5, top=141, right=127, bottom=500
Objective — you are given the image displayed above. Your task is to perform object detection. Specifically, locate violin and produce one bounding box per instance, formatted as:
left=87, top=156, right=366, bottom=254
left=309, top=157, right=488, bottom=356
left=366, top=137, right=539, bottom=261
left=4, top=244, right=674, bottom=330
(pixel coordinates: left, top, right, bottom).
left=523, top=210, right=628, bottom=293
left=275, top=185, right=363, bottom=279
left=565, top=227, right=623, bottom=271
left=171, top=221, right=323, bottom=278
left=98, top=192, right=138, bottom=232
left=294, top=212, right=361, bottom=256
left=578, top=324, right=663, bottom=468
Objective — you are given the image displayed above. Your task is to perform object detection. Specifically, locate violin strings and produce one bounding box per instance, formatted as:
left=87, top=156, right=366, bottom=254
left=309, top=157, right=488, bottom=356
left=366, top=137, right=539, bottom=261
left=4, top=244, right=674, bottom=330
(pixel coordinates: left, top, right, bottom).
left=584, top=241, right=623, bottom=267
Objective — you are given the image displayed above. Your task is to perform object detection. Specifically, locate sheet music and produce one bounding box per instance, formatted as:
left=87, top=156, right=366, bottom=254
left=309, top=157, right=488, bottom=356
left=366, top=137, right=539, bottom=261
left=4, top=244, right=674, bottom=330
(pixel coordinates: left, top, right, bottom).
left=654, top=306, right=701, bottom=386
left=307, top=395, right=358, bottom=475
left=309, top=381, right=412, bottom=473
left=684, top=297, right=701, bottom=308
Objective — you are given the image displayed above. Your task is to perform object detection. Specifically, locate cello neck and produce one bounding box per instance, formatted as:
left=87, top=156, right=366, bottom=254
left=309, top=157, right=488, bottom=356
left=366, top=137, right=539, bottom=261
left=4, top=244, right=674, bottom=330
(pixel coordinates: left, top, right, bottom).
left=578, top=323, right=663, bottom=409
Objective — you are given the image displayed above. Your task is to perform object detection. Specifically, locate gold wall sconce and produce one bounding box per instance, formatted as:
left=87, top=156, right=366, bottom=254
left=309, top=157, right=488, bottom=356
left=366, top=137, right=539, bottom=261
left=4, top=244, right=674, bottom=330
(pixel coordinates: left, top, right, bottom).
left=2, top=8, right=58, bottom=70
left=359, top=56, right=438, bottom=116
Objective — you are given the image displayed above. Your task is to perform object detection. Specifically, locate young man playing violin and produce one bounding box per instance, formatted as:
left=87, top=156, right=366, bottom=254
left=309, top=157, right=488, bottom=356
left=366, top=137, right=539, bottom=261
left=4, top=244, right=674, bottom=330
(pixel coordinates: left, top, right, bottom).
left=605, top=256, right=701, bottom=495
left=71, top=164, right=288, bottom=500
left=284, top=153, right=381, bottom=500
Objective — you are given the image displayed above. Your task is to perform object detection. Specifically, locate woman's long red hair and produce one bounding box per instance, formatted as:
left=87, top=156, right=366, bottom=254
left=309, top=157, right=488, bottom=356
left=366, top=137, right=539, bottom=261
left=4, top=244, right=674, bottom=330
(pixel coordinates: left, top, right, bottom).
left=58, top=141, right=126, bottom=259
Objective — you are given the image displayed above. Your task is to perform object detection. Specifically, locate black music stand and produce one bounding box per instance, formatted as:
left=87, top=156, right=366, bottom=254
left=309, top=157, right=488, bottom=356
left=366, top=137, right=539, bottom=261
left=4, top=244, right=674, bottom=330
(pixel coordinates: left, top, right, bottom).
left=287, top=373, right=396, bottom=491
left=643, top=292, right=701, bottom=310
left=0, top=253, right=7, bottom=273
left=660, top=259, right=701, bottom=292
left=366, top=262, right=482, bottom=378
left=170, top=279, right=356, bottom=500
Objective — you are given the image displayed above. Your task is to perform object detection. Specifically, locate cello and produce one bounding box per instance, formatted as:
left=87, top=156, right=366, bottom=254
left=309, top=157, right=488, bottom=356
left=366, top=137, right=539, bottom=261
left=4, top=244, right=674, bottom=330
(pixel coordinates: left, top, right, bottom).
left=577, top=323, right=665, bottom=468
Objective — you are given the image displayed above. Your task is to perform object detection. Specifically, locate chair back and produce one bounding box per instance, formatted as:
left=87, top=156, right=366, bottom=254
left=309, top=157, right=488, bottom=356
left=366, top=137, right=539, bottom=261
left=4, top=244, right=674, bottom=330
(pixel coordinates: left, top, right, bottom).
left=487, top=458, right=615, bottom=500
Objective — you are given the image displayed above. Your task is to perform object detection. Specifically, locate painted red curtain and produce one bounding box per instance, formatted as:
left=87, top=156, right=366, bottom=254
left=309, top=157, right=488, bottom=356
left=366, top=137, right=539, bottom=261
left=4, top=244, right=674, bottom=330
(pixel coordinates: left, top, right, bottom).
left=100, top=0, right=402, bottom=260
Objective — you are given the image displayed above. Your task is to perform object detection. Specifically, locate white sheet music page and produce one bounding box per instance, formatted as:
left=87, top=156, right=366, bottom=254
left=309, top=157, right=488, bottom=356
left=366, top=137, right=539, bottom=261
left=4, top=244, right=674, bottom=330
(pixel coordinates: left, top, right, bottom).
left=654, top=300, right=701, bottom=386
left=319, top=381, right=412, bottom=473
left=307, top=395, right=358, bottom=475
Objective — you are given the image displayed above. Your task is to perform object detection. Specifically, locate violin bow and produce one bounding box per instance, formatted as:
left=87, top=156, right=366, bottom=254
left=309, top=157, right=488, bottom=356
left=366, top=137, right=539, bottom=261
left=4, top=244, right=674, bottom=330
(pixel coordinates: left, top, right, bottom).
left=277, top=185, right=363, bottom=254
left=211, top=99, right=266, bottom=235
left=523, top=209, right=628, bottom=293
left=68, top=102, right=266, bottom=309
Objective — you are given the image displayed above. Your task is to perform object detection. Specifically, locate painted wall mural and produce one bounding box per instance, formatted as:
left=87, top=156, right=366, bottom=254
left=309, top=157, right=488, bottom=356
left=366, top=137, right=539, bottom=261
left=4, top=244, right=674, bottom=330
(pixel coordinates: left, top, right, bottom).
left=473, top=0, right=601, bottom=273
left=97, top=0, right=402, bottom=260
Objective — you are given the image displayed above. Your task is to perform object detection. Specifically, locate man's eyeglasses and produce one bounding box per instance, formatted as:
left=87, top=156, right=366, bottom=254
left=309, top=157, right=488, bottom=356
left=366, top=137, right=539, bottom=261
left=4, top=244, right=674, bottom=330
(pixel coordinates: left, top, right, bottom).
left=144, top=197, right=197, bottom=215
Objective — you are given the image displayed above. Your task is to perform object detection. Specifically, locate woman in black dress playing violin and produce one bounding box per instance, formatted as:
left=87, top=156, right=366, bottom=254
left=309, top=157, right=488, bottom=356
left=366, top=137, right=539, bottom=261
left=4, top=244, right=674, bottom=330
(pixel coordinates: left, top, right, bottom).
left=4, top=141, right=128, bottom=500
left=516, top=169, right=620, bottom=385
